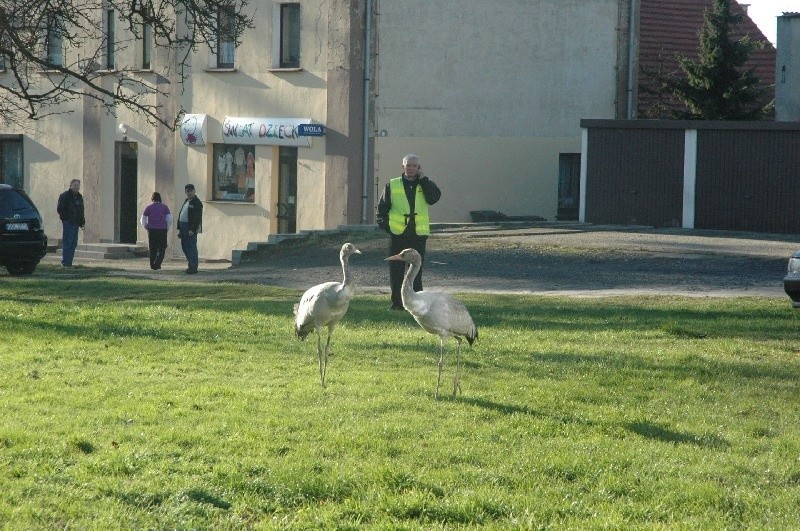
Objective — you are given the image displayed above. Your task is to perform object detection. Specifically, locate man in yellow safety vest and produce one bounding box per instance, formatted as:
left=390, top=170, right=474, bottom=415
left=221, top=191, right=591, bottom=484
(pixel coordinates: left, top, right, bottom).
left=376, top=154, right=442, bottom=310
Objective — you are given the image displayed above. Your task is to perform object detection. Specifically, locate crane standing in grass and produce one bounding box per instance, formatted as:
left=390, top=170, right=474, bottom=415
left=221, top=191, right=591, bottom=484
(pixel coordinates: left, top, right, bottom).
left=386, top=248, right=478, bottom=397
left=294, top=242, right=362, bottom=387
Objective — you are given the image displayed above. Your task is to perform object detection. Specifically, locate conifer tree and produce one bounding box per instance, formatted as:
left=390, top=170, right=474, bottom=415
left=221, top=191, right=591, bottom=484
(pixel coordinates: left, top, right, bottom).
left=667, top=0, right=771, bottom=119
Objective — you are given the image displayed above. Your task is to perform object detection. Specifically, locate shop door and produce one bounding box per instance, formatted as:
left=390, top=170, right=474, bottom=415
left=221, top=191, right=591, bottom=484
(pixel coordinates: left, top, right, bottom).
left=277, top=146, right=297, bottom=234
left=116, top=142, right=138, bottom=243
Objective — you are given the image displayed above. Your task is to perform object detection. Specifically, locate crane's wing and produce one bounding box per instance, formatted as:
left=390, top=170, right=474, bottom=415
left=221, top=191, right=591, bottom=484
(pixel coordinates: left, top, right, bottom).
left=294, top=281, right=340, bottom=339
left=412, top=291, right=477, bottom=343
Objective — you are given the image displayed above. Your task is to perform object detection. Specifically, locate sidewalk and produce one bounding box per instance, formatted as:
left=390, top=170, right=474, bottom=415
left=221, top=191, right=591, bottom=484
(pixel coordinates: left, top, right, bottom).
left=39, top=253, right=233, bottom=274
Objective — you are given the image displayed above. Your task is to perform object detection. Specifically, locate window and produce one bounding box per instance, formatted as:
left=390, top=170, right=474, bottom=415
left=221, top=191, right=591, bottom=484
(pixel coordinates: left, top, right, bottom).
left=217, top=4, right=236, bottom=68
left=279, top=3, right=300, bottom=68
left=45, top=15, right=64, bottom=68
left=141, top=11, right=152, bottom=69
left=212, top=144, right=255, bottom=202
left=1, top=26, right=11, bottom=70
left=105, top=9, right=115, bottom=69
left=0, top=136, right=24, bottom=188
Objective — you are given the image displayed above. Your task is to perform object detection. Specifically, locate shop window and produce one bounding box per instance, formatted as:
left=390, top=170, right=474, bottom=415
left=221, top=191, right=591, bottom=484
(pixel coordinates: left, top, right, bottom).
left=212, top=144, right=255, bottom=202
left=0, top=136, right=24, bottom=188
left=216, top=4, right=236, bottom=68
left=275, top=3, right=300, bottom=68
left=44, top=15, right=64, bottom=68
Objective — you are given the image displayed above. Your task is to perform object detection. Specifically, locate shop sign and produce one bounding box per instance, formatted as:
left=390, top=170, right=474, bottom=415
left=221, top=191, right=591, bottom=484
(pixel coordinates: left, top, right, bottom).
left=180, top=114, right=208, bottom=146
left=222, top=117, right=313, bottom=147
left=298, top=124, right=326, bottom=137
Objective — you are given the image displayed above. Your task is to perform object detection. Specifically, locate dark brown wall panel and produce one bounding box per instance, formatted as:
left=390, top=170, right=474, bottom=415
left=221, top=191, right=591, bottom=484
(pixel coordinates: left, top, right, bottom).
left=695, top=130, right=800, bottom=233
left=585, top=128, right=684, bottom=227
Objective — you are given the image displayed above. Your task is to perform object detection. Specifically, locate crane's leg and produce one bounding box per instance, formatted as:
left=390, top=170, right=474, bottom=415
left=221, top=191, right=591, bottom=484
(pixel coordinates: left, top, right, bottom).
left=322, top=327, right=333, bottom=387
left=316, top=329, right=325, bottom=388
left=436, top=338, right=445, bottom=399
left=453, top=339, right=462, bottom=397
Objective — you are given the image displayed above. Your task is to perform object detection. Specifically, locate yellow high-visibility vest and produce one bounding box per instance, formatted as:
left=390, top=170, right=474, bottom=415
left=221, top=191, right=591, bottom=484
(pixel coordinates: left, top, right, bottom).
left=388, top=177, right=430, bottom=235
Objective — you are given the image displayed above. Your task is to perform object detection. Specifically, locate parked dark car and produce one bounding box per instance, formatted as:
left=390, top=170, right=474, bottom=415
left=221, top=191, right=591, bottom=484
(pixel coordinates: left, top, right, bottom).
left=0, top=184, right=48, bottom=275
left=784, top=250, right=800, bottom=308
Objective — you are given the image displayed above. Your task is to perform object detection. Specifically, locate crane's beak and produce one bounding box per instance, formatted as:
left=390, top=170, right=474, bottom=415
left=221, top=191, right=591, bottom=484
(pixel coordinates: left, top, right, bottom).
left=385, top=253, right=402, bottom=261
left=354, top=249, right=362, bottom=255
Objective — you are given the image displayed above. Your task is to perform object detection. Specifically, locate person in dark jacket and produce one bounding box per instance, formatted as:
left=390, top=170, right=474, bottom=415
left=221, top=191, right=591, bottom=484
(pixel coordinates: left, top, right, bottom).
left=376, top=154, right=441, bottom=310
left=56, top=179, right=86, bottom=268
left=177, top=183, right=203, bottom=274
left=141, top=192, right=173, bottom=270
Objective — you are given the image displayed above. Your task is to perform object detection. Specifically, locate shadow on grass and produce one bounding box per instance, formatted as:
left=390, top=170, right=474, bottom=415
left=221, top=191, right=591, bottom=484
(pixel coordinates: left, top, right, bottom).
left=185, top=489, right=232, bottom=510
left=459, top=396, right=597, bottom=429
left=625, top=420, right=730, bottom=450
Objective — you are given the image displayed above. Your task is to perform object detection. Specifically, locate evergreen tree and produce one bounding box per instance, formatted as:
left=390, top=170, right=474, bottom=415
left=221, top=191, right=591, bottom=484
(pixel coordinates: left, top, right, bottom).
left=667, top=0, right=771, bottom=120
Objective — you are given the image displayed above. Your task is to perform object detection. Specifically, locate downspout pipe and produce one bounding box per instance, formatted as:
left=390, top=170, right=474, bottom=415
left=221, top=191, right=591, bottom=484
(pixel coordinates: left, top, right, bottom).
left=626, top=0, right=637, bottom=119
left=360, top=0, right=372, bottom=224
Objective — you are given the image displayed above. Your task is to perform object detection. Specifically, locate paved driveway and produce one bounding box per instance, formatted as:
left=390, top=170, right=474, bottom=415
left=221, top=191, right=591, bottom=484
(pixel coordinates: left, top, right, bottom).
left=38, top=224, right=800, bottom=299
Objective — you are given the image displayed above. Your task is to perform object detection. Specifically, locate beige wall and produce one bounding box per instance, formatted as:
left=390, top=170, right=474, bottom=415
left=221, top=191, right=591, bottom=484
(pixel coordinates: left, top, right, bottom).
left=4, top=0, right=626, bottom=260
left=375, top=137, right=581, bottom=223
left=173, top=0, right=332, bottom=259
left=372, top=0, right=621, bottom=222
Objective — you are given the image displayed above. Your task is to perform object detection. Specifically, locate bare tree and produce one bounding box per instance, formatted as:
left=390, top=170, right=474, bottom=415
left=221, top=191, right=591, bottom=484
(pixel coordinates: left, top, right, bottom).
left=0, top=0, right=253, bottom=129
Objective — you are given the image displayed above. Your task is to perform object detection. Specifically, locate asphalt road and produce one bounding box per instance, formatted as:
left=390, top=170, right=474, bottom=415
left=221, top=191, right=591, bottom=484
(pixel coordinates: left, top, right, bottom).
left=36, top=223, right=800, bottom=299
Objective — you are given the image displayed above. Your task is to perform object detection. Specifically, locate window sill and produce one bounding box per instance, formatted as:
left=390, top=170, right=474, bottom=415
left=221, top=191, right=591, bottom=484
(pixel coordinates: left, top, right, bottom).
left=38, top=68, right=65, bottom=73
left=268, top=67, right=303, bottom=73
left=95, top=68, right=118, bottom=75
left=205, top=67, right=238, bottom=73
left=132, top=68, right=154, bottom=74
left=207, top=200, right=257, bottom=205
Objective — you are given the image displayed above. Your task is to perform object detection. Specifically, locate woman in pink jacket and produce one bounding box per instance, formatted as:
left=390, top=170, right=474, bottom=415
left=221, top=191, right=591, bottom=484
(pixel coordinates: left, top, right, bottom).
left=140, top=192, right=173, bottom=270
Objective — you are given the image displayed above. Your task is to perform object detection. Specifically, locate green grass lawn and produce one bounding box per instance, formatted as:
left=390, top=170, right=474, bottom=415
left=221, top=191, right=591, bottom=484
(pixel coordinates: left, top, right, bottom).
left=1, top=268, right=799, bottom=529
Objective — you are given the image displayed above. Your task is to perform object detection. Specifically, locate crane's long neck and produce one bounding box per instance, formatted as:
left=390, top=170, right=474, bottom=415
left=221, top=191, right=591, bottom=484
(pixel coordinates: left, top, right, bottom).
left=401, top=257, right=421, bottom=302
left=340, top=254, right=352, bottom=286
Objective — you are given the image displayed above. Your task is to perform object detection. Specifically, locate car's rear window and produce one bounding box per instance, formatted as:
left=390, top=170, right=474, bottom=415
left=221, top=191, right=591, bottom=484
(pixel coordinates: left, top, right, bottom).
left=0, top=189, right=39, bottom=219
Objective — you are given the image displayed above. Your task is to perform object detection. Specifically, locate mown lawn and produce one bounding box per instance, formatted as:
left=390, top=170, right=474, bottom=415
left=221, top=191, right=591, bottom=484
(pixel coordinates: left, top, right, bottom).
left=1, top=269, right=799, bottom=529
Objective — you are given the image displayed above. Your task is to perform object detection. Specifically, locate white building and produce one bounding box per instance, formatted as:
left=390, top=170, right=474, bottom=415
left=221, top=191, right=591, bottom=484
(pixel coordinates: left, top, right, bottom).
left=0, top=0, right=633, bottom=261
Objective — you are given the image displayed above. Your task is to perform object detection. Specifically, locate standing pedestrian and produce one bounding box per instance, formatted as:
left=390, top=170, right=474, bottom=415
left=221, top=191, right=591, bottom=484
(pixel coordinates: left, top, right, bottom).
left=376, top=154, right=441, bottom=310
left=140, top=192, right=172, bottom=270
left=177, top=183, right=203, bottom=274
left=56, top=179, right=85, bottom=268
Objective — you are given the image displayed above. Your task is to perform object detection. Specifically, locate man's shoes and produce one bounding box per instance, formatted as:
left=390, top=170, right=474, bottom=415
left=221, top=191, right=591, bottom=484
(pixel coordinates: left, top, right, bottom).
left=387, top=302, right=404, bottom=311
left=60, top=263, right=72, bottom=268
left=185, top=268, right=197, bottom=275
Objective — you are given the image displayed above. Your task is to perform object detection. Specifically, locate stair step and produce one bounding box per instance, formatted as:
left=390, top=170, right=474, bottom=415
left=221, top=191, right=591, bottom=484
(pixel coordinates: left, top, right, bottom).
left=55, top=243, right=149, bottom=259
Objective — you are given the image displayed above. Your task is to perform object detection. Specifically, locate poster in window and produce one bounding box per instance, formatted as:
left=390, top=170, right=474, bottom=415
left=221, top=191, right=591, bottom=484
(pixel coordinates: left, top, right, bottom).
left=212, top=143, right=255, bottom=202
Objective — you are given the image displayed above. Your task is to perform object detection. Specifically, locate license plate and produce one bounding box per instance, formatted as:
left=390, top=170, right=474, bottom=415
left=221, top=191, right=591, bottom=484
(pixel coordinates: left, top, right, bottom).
left=6, top=222, right=29, bottom=231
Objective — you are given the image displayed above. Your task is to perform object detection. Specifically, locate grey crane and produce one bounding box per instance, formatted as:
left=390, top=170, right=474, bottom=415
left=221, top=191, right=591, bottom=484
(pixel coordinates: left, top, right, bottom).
left=386, top=248, right=478, bottom=397
left=294, top=242, right=362, bottom=387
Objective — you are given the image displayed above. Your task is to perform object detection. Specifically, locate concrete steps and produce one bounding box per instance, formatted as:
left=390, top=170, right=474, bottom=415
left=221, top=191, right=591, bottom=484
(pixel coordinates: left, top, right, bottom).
left=231, top=225, right=380, bottom=265
left=54, top=242, right=149, bottom=260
